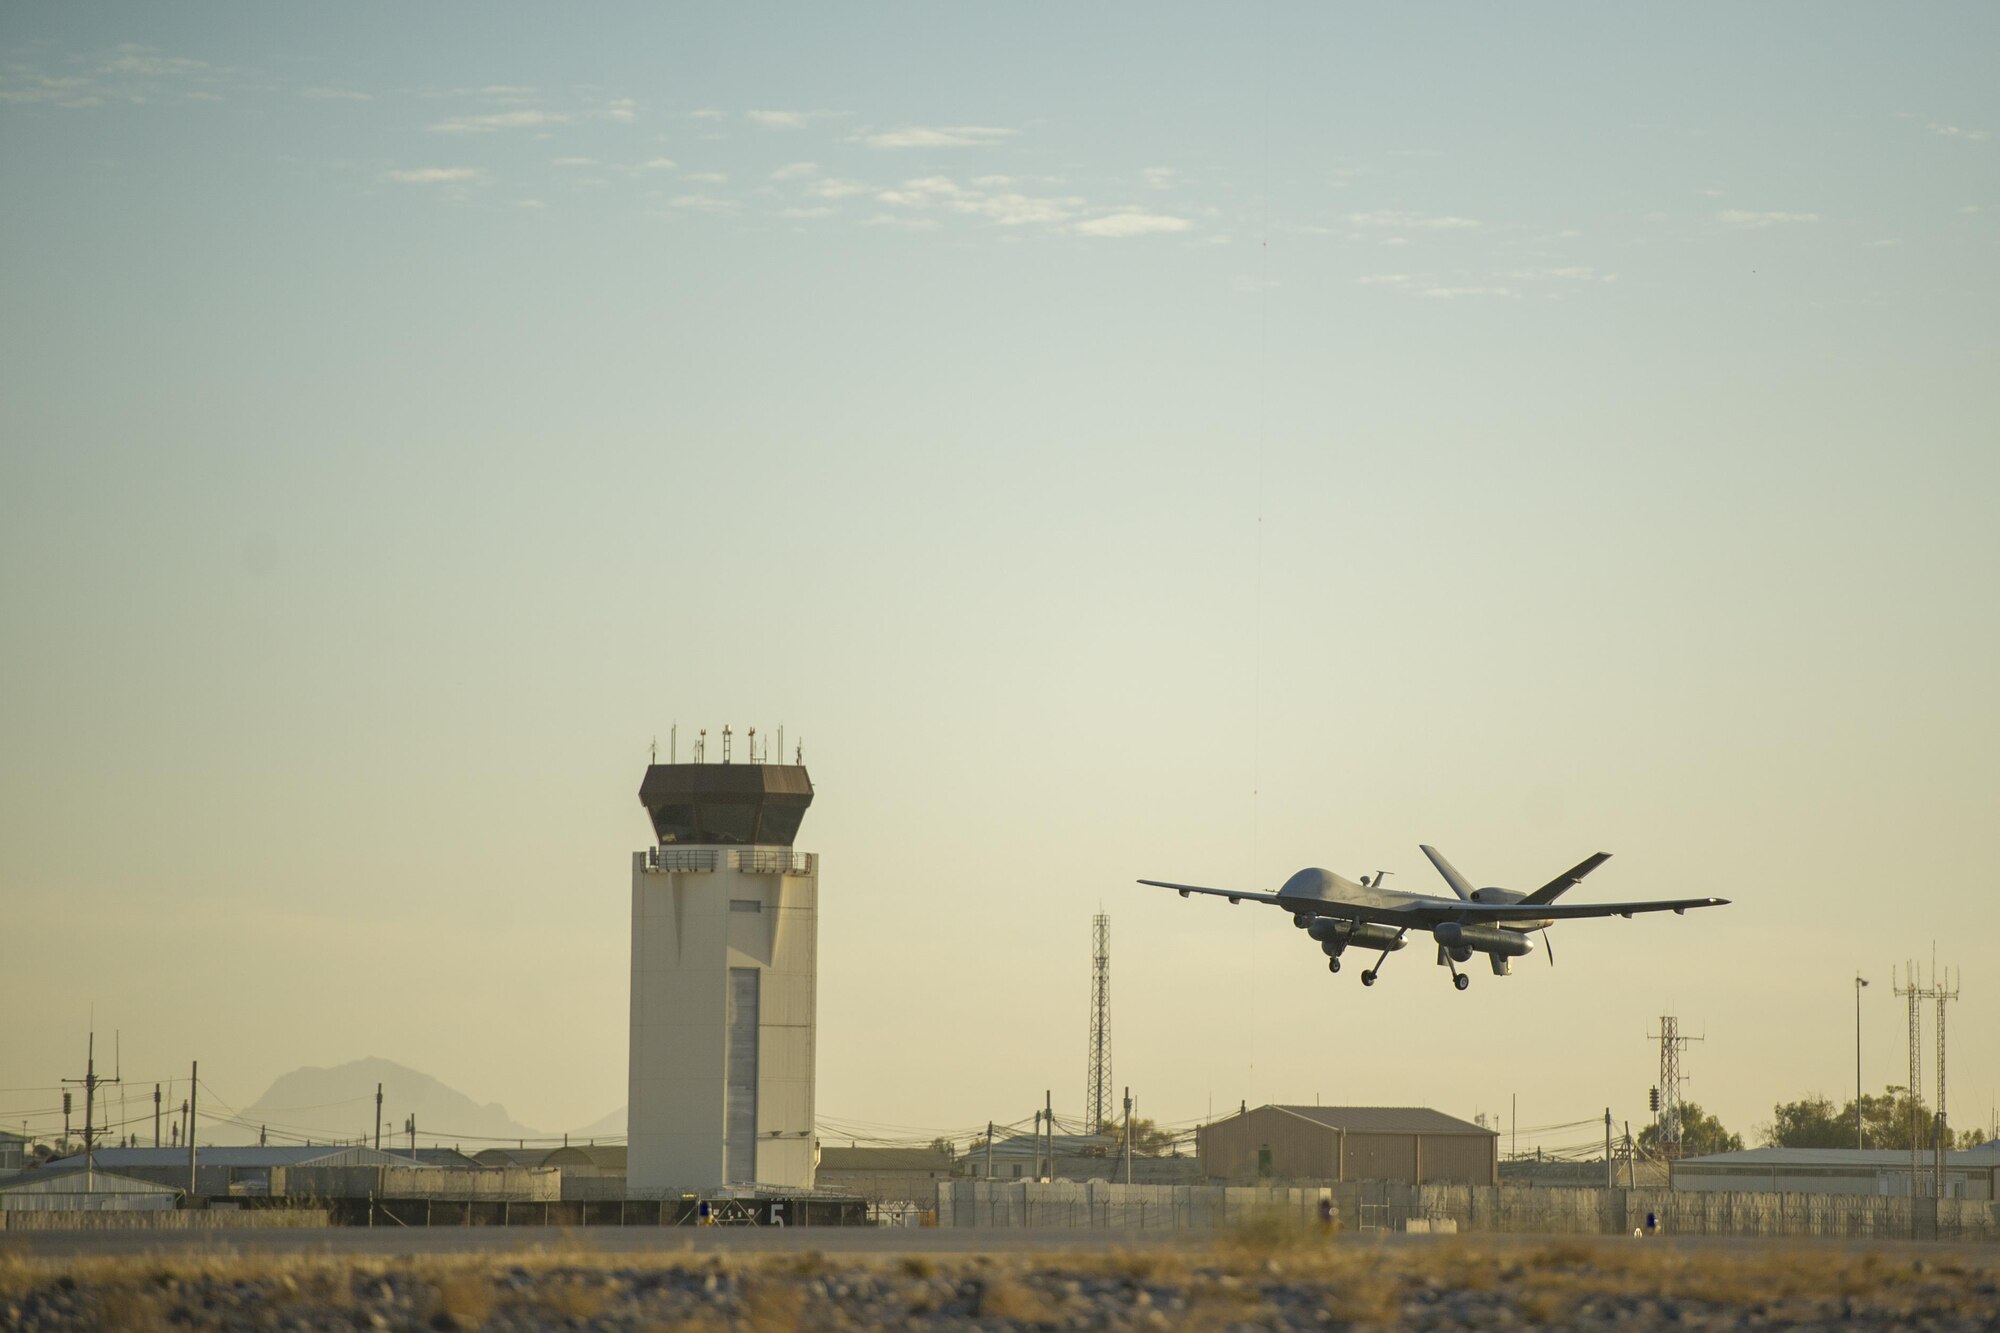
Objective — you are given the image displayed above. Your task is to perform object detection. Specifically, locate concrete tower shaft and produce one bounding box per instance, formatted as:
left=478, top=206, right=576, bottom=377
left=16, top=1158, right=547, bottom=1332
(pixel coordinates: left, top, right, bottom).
left=628, top=760, right=819, bottom=1195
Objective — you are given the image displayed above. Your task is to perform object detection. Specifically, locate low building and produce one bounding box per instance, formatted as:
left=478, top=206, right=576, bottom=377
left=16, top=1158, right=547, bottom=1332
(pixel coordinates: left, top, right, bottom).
left=542, top=1145, right=627, bottom=1200
left=57, top=1146, right=557, bottom=1202
left=0, top=1167, right=181, bottom=1212
left=0, top=1130, right=28, bottom=1172
left=960, top=1133, right=1202, bottom=1184
left=817, top=1146, right=957, bottom=1202
left=473, top=1145, right=627, bottom=1199
left=1198, top=1105, right=1497, bottom=1186
left=1671, top=1147, right=2000, bottom=1200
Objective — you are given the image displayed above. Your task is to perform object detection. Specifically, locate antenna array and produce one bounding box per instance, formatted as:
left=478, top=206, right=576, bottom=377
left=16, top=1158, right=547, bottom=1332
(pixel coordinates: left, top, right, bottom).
left=1086, top=914, right=1111, bottom=1135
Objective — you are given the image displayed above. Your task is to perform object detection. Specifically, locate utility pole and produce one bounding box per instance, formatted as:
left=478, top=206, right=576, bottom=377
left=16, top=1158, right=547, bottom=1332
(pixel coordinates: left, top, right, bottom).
left=1854, top=974, right=1869, bottom=1149
left=374, top=1083, right=383, bottom=1151
left=1123, top=1087, right=1134, bottom=1186
left=1623, top=1122, right=1635, bottom=1189
left=154, top=1083, right=162, bottom=1148
left=1511, top=1092, right=1517, bottom=1163
left=984, top=1122, right=994, bottom=1181
left=62, top=1092, right=71, bottom=1151
left=1045, top=1090, right=1054, bottom=1181
left=186, top=1060, right=199, bottom=1201
left=1604, top=1109, right=1613, bottom=1189
left=63, top=1031, right=120, bottom=1186
left=1086, top=914, right=1112, bottom=1136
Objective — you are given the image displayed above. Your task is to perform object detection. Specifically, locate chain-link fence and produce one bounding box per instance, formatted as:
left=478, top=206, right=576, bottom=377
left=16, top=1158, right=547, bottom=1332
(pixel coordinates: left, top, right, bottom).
left=938, top=1180, right=2000, bottom=1242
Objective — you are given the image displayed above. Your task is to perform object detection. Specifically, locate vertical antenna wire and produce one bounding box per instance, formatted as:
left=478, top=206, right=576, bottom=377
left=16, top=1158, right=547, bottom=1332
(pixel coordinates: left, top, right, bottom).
left=1245, top=0, right=1274, bottom=1106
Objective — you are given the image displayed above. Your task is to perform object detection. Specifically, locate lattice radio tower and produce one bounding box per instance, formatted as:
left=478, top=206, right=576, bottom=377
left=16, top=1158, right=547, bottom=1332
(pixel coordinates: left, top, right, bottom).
left=1086, top=913, right=1112, bottom=1134
left=1647, top=1016, right=1700, bottom=1159
left=1895, top=956, right=1961, bottom=1198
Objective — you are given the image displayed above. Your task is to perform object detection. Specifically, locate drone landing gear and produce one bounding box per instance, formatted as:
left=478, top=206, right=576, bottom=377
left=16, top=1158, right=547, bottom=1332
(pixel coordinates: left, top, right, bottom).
left=1360, top=939, right=1399, bottom=987
left=1327, top=955, right=1342, bottom=973
left=1442, top=953, right=1472, bottom=992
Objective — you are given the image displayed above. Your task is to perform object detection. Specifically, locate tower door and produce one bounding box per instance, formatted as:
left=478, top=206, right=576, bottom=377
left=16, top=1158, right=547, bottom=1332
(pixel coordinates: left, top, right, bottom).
left=725, top=968, right=760, bottom=1184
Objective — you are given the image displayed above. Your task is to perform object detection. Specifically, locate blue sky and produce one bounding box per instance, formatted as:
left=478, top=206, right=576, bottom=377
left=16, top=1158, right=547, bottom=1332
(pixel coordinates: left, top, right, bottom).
left=3, top=4, right=1996, bottom=1150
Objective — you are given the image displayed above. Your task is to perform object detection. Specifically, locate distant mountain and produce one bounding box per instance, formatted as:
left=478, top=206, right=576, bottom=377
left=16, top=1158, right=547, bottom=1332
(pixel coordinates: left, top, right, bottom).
left=567, top=1105, right=626, bottom=1142
left=227, top=1058, right=548, bottom=1149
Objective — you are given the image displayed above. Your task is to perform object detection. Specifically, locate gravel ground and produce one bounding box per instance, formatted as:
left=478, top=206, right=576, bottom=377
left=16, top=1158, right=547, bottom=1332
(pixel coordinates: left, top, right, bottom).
left=3, top=1233, right=1997, bottom=1329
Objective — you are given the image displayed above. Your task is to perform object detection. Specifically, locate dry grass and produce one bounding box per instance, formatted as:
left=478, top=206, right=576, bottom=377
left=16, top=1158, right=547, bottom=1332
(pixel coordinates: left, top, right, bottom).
left=975, top=1272, right=1064, bottom=1323
left=737, top=1274, right=807, bottom=1331
left=1218, top=1205, right=1316, bottom=1257
left=427, top=1270, right=494, bottom=1328
left=3, top=1231, right=1997, bottom=1331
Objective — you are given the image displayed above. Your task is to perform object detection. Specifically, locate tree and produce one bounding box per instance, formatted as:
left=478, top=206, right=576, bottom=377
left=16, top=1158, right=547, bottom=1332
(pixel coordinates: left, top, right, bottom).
left=1764, top=1085, right=1946, bottom=1151
left=1637, top=1101, right=1742, bottom=1158
left=1763, top=1094, right=1848, bottom=1149
left=1095, top=1117, right=1179, bottom=1156
left=927, top=1137, right=957, bottom=1160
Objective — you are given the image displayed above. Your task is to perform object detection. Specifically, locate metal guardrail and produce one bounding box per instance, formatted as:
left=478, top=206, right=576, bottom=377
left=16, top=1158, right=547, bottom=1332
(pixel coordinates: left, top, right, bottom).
left=646, top=849, right=719, bottom=873
left=738, top=850, right=813, bottom=875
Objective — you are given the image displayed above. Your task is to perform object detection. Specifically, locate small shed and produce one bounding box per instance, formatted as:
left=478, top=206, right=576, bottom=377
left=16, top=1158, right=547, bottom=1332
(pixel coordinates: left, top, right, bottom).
left=1197, top=1105, right=1497, bottom=1186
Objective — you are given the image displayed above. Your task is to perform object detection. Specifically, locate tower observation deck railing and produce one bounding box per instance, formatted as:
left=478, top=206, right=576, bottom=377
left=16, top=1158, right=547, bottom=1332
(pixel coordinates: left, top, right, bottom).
left=645, top=848, right=720, bottom=873
left=643, top=847, right=815, bottom=876
left=738, top=849, right=815, bottom=876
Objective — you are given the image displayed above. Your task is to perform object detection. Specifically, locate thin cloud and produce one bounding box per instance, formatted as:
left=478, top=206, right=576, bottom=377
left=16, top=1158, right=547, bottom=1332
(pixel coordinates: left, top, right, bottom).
left=780, top=206, right=836, bottom=219
left=1928, top=123, right=1990, bottom=141
left=748, top=110, right=816, bottom=130
left=874, top=175, right=1082, bottom=226
left=1142, top=166, right=1177, bottom=191
left=864, top=213, right=940, bottom=230
left=299, top=86, right=372, bottom=102
left=689, top=107, right=726, bottom=121
left=807, top=178, right=872, bottom=200
left=1716, top=209, right=1820, bottom=227
left=1073, top=211, right=1192, bottom=238
left=430, top=108, right=569, bottom=133
left=860, top=125, right=1015, bottom=149
left=1348, top=210, right=1480, bottom=230
left=639, top=157, right=677, bottom=171
left=1504, top=266, right=1616, bottom=283
left=605, top=98, right=636, bottom=123
left=684, top=171, right=728, bottom=184
left=552, top=157, right=598, bottom=168
left=1421, top=285, right=1517, bottom=299
left=386, top=167, right=483, bottom=185
left=667, top=193, right=737, bottom=213
left=770, top=162, right=819, bottom=181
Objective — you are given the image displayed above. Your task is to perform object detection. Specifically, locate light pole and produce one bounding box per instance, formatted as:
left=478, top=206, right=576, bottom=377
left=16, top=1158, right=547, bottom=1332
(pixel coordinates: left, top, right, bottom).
left=1854, top=973, right=1869, bottom=1150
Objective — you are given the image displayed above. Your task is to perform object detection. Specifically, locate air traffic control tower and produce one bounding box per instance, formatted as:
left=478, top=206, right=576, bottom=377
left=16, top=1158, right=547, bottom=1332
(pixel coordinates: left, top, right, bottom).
left=628, top=746, right=818, bottom=1194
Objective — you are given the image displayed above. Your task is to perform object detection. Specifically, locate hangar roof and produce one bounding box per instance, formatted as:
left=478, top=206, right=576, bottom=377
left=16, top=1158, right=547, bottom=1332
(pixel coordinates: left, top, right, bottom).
left=819, top=1147, right=955, bottom=1172
left=60, top=1146, right=408, bottom=1169
left=1271, top=1105, right=1493, bottom=1136
left=1679, top=1147, right=1999, bottom=1168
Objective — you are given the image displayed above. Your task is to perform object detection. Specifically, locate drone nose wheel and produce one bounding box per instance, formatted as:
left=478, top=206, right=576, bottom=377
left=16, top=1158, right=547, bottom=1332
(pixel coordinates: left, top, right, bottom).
left=1327, top=957, right=1341, bottom=973
left=1360, top=970, right=1377, bottom=986
left=1453, top=974, right=1471, bottom=992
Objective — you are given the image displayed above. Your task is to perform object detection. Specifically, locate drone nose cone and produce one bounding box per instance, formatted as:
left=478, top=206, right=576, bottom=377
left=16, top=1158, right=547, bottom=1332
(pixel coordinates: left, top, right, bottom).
left=1279, top=867, right=1338, bottom=900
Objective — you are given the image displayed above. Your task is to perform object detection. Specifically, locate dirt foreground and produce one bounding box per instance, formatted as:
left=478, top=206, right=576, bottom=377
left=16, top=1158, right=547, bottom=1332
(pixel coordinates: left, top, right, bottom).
left=4, top=1227, right=1997, bottom=1329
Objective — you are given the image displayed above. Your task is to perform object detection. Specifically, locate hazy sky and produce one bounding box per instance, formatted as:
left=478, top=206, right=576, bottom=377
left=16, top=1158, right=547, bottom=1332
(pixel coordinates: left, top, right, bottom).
left=4, top=4, right=1996, bottom=1156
